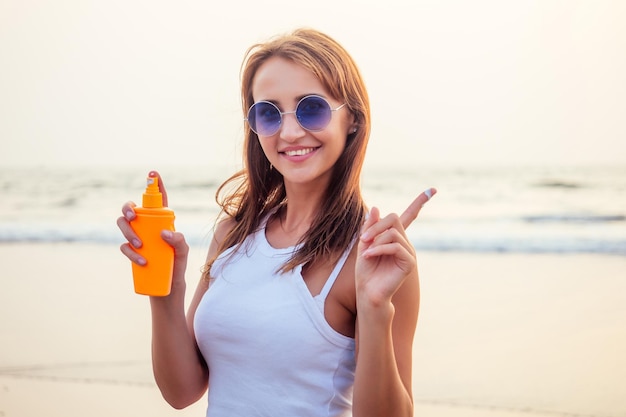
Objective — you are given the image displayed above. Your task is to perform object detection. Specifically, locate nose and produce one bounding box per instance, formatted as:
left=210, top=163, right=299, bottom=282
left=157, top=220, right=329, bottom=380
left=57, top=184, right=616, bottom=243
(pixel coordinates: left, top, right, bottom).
left=279, top=111, right=306, bottom=142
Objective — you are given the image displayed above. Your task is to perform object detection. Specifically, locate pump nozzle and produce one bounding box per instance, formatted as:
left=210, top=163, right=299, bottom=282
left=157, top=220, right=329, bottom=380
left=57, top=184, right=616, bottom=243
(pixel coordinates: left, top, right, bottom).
left=142, top=175, right=164, bottom=208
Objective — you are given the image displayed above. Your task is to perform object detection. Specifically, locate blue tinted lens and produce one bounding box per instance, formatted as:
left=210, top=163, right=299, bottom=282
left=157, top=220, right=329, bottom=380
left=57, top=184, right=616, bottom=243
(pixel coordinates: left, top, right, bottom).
left=296, top=96, right=332, bottom=131
left=248, top=101, right=281, bottom=135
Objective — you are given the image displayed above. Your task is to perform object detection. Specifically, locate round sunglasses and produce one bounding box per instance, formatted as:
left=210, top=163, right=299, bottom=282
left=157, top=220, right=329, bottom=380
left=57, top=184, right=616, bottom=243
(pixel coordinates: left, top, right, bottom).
left=245, top=95, right=347, bottom=136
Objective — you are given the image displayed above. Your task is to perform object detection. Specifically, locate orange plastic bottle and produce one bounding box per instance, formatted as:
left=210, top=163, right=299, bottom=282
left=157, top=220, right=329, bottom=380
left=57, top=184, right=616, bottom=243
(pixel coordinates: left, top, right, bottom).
left=130, top=173, right=176, bottom=296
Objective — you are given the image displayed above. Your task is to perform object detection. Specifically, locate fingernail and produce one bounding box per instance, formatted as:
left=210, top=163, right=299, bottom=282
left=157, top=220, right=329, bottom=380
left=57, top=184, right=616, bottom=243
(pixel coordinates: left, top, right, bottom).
left=125, top=210, right=135, bottom=220
left=424, top=188, right=433, bottom=200
left=137, top=257, right=147, bottom=266
left=161, top=230, right=173, bottom=239
left=132, top=239, right=142, bottom=248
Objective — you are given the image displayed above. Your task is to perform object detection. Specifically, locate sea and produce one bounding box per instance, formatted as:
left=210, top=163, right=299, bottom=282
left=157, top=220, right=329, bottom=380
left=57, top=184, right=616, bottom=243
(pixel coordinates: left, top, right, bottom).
left=1, top=164, right=625, bottom=256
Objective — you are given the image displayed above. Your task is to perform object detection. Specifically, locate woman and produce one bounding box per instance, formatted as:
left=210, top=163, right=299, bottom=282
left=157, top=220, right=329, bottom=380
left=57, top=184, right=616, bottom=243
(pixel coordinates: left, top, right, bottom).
left=118, top=28, right=435, bottom=417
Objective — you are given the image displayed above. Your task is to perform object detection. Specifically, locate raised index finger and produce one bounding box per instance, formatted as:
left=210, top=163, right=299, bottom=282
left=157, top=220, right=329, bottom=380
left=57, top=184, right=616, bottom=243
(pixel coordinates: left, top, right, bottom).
left=149, top=170, right=169, bottom=207
left=400, top=187, right=437, bottom=229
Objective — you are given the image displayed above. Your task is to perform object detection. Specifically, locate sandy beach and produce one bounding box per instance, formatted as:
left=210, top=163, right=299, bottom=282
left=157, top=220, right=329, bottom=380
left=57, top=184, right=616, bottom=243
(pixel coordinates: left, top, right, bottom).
left=1, top=243, right=624, bottom=417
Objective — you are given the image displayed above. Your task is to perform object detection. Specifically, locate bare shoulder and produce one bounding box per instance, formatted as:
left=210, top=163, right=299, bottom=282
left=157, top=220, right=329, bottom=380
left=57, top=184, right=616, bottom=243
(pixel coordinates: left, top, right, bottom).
left=201, top=216, right=238, bottom=282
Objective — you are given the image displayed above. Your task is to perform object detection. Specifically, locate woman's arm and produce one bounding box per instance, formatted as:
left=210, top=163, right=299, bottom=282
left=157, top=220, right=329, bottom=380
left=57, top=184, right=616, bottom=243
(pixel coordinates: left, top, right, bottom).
left=117, top=173, right=230, bottom=409
left=147, top=228, right=209, bottom=409
left=119, top=199, right=208, bottom=408
left=352, top=190, right=435, bottom=417
left=353, top=264, right=419, bottom=417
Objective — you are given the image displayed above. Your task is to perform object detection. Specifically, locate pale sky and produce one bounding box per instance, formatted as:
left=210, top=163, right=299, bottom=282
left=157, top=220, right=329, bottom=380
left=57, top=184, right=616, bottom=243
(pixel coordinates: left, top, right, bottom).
left=1, top=0, right=625, bottom=168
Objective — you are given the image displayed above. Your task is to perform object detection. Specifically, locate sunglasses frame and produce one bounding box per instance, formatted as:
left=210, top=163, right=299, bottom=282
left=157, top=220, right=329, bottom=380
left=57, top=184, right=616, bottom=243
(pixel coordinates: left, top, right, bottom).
left=245, top=94, right=347, bottom=136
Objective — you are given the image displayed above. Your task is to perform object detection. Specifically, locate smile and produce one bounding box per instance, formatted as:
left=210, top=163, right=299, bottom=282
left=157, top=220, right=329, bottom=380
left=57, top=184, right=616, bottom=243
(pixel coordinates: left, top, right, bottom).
left=282, top=147, right=317, bottom=157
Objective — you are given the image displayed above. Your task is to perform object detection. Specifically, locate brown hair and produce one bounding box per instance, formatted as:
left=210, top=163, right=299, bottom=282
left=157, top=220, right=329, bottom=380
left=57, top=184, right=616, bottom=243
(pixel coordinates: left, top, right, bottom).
left=205, top=28, right=371, bottom=276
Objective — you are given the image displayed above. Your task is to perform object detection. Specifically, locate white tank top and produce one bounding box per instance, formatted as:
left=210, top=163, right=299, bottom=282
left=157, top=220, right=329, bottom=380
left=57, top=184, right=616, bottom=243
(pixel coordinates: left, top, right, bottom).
left=194, top=221, right=356, bottom=417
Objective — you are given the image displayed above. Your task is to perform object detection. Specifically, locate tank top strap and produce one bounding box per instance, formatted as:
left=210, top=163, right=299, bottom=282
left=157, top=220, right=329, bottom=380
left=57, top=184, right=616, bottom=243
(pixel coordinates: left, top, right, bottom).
left=317, top=238, right=356, bottom=301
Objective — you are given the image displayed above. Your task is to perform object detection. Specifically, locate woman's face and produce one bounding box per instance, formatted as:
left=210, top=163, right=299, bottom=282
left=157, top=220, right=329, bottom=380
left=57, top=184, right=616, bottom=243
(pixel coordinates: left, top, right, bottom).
left=251, top=56, right=354, bottom=190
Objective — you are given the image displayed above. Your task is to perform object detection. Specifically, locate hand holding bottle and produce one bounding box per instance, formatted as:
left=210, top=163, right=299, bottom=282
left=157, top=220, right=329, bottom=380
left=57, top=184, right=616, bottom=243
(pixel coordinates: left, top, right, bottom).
left=117, top=171, right=189, bottom=296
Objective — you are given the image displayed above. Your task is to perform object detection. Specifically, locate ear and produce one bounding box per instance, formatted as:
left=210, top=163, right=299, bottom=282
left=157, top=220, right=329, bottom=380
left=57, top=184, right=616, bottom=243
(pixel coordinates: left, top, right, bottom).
left=348, top=113, right=358, bottom=134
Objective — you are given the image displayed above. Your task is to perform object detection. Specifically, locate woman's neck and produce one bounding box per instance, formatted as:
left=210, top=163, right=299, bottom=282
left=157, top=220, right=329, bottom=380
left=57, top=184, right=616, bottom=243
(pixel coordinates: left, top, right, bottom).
left=271, top=181, right=325, bottom=245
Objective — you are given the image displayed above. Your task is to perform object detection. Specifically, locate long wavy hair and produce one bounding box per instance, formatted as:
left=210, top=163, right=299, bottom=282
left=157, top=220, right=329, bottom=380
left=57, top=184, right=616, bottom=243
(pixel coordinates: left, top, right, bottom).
left=204, top=28, right=371, bottom=276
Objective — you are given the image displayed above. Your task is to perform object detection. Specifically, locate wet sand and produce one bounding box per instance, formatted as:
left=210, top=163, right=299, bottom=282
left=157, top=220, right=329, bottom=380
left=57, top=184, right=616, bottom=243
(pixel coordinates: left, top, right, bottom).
left=1, top=243, right=624, bottom=417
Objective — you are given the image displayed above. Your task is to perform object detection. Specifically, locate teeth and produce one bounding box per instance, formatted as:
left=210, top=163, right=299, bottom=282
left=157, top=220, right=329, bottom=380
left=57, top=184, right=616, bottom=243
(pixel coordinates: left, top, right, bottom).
left=284, top=148, right=315, bottom=157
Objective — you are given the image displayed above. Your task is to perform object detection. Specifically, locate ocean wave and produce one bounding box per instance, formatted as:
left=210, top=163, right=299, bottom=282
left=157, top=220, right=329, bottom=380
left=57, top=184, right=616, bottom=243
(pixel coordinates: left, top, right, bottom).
left=533, top=180, right=583, bottom=189
left=522, top=214, right=626, bottom=224
left=2, top=225, right=624, bottom=256
left=0, top=225, right=122, bottom=245
left=412, top=237, right=626, bottom=255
